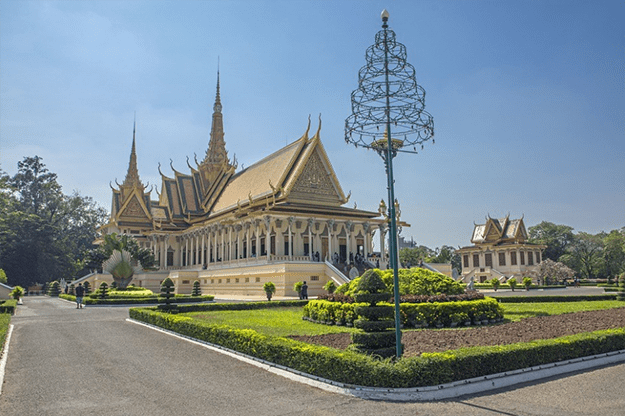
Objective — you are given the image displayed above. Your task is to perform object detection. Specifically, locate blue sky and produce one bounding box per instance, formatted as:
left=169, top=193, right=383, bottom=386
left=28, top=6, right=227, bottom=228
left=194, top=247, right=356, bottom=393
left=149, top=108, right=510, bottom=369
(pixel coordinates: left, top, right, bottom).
left=1, top=0, right=623, bottom=249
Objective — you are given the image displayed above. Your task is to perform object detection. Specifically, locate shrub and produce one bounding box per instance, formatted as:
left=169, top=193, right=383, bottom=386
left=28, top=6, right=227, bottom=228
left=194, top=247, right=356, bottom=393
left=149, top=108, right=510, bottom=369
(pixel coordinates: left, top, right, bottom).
left=192, top=280, right=201, bottom=296
left=47, top=281, right=61, bottom=297
left=523, top=277, right=533, bottom=290
left=83, top=281, right=91, bottom=294
left=0, top=312, right=11, bottom=353
left=99, top=282, right=109, bottom=299
left=490, top=278, right=500, bottom=291
left=350, top=270, right=396, bottom=358
left=294, top=281, right=303, bottom=297
left=508, top=278, right=517, bottom=291
left=0, top=299, right=18, bottom=314
left=380, top=268, right=465, bottom=296
left=159, top=278, right=176, bottom=311
left=304, top=298, right=504, bottom=328
left=263, top=282, right=276, bottom=301
left=129, top=307, right=625, bottom=388
left=323, top=280, right=337, bottom=294
left=10, top=286, right=25, bottom=300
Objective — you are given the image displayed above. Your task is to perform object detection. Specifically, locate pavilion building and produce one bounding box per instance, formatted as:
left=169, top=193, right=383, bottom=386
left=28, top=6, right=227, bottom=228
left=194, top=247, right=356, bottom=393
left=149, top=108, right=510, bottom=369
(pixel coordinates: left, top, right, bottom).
left=456, top=215, right=545, bottom=284
left=89, top=74, right=393, bottom=297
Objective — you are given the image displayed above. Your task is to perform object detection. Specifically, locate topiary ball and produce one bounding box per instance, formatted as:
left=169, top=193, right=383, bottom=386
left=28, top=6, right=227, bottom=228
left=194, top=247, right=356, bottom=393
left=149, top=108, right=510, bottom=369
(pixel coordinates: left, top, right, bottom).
left=356, top=269, right=387, bottom=294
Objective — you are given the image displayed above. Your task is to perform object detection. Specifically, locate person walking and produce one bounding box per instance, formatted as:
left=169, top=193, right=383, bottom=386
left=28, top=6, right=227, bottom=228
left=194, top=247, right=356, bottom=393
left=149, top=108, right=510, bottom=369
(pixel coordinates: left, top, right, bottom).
left=75, top=283, right=85, bottom=309
left=301, top=281, right=308, bottom=300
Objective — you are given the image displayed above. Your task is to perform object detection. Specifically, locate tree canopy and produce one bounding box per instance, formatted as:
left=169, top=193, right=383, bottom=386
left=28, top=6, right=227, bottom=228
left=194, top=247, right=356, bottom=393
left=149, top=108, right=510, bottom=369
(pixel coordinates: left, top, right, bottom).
left=0, top=157, right=108, bottom=287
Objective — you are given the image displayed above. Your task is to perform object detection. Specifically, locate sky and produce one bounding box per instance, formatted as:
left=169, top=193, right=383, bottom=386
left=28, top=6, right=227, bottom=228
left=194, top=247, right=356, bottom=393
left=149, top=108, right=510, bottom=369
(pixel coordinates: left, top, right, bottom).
left=1, top=0, right=623, bottom=250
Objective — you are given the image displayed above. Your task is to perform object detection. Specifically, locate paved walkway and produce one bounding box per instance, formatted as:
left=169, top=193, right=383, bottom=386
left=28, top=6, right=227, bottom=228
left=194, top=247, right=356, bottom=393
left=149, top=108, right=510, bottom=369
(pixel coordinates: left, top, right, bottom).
left=1, top=296, right=624, bottom=416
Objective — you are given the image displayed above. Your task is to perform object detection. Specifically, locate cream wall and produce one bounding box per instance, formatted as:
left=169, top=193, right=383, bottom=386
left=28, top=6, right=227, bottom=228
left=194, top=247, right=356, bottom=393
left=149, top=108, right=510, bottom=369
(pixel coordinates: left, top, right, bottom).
left=0, top=283, right=13, bottom=300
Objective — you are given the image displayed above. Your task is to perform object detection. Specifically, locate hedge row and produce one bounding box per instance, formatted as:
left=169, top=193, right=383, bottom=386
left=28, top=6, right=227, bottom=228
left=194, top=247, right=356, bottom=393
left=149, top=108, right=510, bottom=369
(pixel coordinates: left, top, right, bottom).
left=303, top=298, right=504, bottom=328
left=129, top=307, right=625, bottom=388
left=473, top=283, right=566, bottom=290
left=0, top=299, right=17, bottom=315
left=59, top=294, right=214, bottom=305
left=494, top=294, right=619, bottom=303
left=0, top=312, right=11, bottom=352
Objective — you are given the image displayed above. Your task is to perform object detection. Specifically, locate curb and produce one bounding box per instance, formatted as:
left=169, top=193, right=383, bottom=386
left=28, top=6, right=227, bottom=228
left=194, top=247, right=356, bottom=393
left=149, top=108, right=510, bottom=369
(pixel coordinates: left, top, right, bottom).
left=0, top=324, right=14, bottom=397
left=127, top=318, right=625, bottom=401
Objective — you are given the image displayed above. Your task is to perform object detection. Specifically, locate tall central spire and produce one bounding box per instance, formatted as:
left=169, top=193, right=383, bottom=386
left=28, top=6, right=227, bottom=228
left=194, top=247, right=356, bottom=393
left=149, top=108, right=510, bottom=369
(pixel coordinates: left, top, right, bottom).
left=203, top=69, right=228, bottom=166
left=123, top=115, right=143, bottom=188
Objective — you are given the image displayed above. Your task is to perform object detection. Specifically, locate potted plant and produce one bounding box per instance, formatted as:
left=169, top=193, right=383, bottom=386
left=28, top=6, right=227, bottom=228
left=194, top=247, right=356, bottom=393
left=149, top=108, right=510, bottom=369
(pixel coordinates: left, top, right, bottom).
left=263, top=281, right=276, bottom=301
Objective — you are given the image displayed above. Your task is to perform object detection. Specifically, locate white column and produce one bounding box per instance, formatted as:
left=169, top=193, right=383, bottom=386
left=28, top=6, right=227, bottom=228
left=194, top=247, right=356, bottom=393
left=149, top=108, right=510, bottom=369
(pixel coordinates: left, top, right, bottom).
left=328, top=220, right=335, bottom=261
left=255, top=220, right=261, bottom=257
left=246, top=223, right=251, bottom=259
left=379, top=224, right=386, bottom=265
left=179, top=236, right=184, bottom=266
left=363, top=223, right=370, bottom=259
left=308, top=218, right=313, bottom=260
left=201, top=231, right=205, bottom=266
left=237, top=225, right=242, bottom=260
left=288, top=217, right=294, bottom=260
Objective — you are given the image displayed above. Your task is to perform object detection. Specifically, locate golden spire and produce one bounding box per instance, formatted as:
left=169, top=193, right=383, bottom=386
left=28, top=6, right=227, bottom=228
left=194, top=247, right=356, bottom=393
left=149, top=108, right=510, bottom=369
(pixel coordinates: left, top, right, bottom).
left=202, top=69, right=228, bottom=166
left=122, top=115, right=143, bottom=188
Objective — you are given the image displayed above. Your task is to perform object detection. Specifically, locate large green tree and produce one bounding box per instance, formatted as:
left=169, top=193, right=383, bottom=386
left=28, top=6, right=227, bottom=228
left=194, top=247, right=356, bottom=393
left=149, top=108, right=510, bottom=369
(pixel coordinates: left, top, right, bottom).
left=528, top=221, right=576, bottom=262
left=399, top=245, right=435, bottom=267
left=560, top=232, right=605, bottom=280
left=0, top=157, right=108, bottom=287
left=602, top=229, right=625, bottom=280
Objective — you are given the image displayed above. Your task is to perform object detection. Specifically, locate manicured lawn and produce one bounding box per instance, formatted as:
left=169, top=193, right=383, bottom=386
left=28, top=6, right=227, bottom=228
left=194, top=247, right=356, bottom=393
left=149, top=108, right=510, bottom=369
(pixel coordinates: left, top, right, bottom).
left=184, top=307, right=358, bottom=337
left=501, top=300, right=625, bottom=322
left=184, top=301, right=625, bottom=337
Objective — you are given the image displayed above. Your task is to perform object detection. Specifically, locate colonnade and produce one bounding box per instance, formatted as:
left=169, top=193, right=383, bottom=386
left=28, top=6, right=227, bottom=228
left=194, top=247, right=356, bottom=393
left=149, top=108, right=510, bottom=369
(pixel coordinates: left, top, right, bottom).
left=148, top=215, right=386, bottom=270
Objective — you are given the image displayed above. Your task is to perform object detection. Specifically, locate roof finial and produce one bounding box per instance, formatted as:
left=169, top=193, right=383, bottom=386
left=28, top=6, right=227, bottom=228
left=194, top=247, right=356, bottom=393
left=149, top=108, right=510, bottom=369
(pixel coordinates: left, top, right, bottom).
left=122, top=114, right=143, bottom=188
left=214, top=60, right=222, bottom=113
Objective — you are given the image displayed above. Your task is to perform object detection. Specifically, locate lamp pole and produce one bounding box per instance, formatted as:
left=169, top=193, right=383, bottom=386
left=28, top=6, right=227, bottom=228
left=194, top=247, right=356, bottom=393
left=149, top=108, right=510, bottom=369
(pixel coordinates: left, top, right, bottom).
left=345, top=9, right=435, bottom=358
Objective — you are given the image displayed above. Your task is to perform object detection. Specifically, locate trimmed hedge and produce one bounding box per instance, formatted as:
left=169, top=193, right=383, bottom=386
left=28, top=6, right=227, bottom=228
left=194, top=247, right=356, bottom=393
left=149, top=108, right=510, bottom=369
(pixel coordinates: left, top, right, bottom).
left=60, top=294, right=214, bottom=305
left=0, top=312, right=11, bottom=354
left=0, top=299, right=17, bottom=315
left=129, top=306, right=625, bottom=388
left=494, top=294, right=618, bottom=303
left=303, top=298, right=504, bottom=328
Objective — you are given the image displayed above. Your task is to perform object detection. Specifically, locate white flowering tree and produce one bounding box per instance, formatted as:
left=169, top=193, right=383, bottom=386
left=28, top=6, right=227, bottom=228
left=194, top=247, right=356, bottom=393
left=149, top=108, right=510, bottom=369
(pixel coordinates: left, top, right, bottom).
left=538, top=259, right=576, bottom=285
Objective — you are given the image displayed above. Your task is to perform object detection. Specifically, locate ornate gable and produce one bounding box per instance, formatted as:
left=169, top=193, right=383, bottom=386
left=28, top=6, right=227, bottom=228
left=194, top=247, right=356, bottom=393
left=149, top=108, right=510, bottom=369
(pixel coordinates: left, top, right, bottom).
left=289, top=150, right=342, bottom=204
left=119, top=194, right=150, bottom=220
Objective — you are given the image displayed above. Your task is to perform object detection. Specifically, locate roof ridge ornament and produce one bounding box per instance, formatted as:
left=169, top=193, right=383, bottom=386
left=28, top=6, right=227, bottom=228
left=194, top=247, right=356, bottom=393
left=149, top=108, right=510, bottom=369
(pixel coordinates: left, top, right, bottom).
left=300, top=115, right=311, bottom=141
left=313, top=114, right=322, bottom=139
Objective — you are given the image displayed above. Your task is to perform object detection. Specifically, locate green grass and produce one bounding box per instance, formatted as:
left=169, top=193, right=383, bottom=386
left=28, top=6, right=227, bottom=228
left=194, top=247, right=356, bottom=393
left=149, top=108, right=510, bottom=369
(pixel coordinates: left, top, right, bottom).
left=183, top=301, right=625, bottom=338
left=501, top=300, right=625, bottom=322
left=184, top=306, right=358, bottom=337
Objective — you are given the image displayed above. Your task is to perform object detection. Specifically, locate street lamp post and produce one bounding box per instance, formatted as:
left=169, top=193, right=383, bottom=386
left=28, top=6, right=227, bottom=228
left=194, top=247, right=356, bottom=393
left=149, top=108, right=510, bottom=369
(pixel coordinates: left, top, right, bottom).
left=345, top=10, right=434, bottom=358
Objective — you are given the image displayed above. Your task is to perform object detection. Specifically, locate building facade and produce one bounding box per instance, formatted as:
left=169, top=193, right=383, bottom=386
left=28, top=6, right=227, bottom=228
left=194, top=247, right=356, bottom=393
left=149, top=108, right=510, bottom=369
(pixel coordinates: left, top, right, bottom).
left=89, top=74, right=393, bottom=297
left=457, top=215, right=545, bottom=283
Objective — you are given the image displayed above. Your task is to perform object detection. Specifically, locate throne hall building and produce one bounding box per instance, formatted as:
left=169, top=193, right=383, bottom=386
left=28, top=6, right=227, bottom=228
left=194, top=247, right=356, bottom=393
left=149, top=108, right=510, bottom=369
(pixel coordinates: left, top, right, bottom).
left=89, top=75, right=393, bottom=297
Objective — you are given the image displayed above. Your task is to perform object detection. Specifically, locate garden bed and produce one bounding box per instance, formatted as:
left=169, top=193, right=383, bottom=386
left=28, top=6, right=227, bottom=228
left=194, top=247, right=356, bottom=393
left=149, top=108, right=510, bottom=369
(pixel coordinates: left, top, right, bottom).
left=291, top=307, right=625, bottom=356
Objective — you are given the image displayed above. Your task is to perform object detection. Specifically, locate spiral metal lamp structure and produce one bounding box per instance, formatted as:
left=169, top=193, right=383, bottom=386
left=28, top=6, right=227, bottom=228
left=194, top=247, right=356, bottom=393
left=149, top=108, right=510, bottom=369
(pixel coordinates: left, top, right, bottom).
left=345, top=9, right=435, bottom=357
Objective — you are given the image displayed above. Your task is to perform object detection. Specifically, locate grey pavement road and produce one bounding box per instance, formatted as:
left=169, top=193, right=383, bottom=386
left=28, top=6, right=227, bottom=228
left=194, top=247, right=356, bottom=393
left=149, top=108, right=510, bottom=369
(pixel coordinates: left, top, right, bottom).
left=1, top=296, right=624, bottom=416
